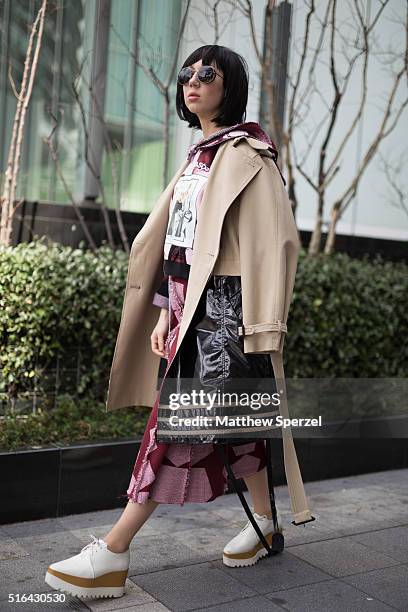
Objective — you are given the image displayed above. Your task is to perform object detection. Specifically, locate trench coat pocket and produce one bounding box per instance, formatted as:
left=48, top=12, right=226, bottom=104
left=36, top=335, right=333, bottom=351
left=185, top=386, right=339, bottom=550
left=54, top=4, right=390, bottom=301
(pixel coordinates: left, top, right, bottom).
left=128, top=241, right=146, bottom=288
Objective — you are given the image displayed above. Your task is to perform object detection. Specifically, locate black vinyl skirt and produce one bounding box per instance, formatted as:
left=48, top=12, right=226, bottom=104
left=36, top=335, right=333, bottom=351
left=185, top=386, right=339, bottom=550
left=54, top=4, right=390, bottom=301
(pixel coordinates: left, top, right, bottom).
left=155, top=276, right=276, bottom=444
left=166, top=275, right=273, bottom=382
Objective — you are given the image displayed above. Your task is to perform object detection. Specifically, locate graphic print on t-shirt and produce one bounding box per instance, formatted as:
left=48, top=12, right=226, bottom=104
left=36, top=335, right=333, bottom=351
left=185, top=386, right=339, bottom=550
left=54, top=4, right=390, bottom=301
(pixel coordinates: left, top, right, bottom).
left=164, top=170, right=207, bottom=252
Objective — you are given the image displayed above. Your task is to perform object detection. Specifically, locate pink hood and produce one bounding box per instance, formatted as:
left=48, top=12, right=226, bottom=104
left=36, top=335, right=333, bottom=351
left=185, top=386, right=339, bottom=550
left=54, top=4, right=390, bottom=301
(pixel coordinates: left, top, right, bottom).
left=187, top=121, right=285, bottom=185
left=187, top=121, right=276, bottom=156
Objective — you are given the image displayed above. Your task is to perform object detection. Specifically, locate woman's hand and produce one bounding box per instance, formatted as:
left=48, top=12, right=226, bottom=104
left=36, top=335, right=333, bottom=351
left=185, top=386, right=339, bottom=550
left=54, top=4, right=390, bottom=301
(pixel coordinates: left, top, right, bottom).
left=151, top=308, right=169, bottom=357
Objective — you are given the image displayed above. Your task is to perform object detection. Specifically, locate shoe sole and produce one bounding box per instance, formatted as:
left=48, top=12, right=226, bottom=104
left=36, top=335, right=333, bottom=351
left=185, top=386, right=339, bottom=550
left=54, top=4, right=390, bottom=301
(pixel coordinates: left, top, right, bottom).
left=223, top=531, right=275, bottom=568
left=45, top=567, right=128, bottom=599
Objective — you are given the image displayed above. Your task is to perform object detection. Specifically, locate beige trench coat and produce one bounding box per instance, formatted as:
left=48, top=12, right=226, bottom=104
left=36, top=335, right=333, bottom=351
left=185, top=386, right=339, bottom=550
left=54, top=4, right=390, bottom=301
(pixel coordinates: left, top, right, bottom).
left=105, top=135, right=314, bottom=525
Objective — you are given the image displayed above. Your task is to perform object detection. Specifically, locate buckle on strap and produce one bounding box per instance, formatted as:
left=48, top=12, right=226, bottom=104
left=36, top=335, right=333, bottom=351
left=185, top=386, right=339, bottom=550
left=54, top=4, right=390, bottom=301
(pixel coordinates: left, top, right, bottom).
left=238, top=321, right=288, bottom=336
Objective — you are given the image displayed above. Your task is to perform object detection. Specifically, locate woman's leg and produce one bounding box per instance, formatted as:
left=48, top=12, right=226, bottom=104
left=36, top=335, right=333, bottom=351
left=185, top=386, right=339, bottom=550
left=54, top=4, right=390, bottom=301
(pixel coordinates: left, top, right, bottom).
left=102, top=498, right=160, bottom=553
left=243, top=467, right=272, bottom=519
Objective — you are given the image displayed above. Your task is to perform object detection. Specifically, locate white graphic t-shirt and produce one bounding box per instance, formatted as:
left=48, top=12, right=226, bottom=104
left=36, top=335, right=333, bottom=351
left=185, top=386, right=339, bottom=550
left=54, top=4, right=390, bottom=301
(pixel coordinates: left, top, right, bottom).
left=164, top=150, right=208, bottom=265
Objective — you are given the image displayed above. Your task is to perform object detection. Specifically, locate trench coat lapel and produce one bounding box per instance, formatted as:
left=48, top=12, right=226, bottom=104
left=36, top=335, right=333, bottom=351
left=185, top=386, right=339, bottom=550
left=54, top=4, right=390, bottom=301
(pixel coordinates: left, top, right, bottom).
left=175, top=139, right=262, bottom=356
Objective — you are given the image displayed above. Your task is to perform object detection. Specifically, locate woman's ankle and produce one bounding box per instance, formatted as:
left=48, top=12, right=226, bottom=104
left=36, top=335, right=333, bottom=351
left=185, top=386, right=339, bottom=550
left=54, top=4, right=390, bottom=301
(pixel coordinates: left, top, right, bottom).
left=102, top=537, right=129, bottom=554
left=254, top=509, right=273, bottom=519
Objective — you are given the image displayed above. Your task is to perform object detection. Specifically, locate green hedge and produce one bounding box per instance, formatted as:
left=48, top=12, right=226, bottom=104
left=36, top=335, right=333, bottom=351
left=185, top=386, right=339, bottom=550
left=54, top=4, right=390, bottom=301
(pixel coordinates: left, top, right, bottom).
left=1, top=237, right=407, bottom=410
left=288, top=250, right=407, bottom=377
left=0, top=237, right=128, bottom=406
left=0, top=394, right=148, bottom=451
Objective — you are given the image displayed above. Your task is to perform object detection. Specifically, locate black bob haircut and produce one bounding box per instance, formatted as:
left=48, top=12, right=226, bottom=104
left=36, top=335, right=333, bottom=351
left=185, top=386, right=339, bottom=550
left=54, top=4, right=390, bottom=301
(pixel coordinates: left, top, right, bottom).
left=176, top=45, right=249, bottom=130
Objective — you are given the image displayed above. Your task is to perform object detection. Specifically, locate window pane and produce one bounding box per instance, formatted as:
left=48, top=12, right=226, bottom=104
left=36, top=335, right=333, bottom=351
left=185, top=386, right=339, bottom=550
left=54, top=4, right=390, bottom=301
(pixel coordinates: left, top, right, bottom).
left=0, top=0, right=93, bottom=203
left=103, top=0, right=182, bottom=213
left=0, top=0, right=182, bottom=212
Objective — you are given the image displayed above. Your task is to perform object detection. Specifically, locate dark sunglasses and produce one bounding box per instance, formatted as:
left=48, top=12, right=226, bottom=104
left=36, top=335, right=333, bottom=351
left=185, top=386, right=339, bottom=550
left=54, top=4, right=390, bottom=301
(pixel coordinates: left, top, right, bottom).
left=177, top=65, right=224, bottom=85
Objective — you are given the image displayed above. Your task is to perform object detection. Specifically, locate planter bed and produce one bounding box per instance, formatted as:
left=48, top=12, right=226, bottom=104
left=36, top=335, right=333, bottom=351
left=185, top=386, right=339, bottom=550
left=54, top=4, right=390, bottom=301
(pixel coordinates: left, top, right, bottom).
left=1, top=415, right=407, bottom=524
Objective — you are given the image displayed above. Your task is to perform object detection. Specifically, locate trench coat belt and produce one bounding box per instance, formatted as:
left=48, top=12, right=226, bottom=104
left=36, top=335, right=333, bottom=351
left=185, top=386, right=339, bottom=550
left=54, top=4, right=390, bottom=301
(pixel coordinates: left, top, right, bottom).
left=269, top=350, right=315, bottom=525
left=238, top=321, right=288, bottom=336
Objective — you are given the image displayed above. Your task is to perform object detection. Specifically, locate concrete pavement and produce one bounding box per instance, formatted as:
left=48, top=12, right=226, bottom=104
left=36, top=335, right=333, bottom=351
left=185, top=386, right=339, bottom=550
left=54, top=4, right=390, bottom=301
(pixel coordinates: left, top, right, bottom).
left=1, top=467, right=408, bottom=611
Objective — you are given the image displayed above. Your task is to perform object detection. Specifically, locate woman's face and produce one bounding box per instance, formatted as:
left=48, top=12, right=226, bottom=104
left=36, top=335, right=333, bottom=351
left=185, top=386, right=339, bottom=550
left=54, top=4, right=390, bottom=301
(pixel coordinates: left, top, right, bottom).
left=183, top=59, right=225, bottom=122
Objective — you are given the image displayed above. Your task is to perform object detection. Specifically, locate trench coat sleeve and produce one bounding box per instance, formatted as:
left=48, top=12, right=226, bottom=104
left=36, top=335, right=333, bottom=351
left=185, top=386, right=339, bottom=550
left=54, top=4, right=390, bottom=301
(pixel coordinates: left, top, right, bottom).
left=238, top=157, right=301, bottom=354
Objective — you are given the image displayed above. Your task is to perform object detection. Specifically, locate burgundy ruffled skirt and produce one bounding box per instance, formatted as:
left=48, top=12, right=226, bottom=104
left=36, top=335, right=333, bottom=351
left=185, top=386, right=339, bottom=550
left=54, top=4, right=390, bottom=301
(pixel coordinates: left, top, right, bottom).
left=123, top=275, right=267, bottom=505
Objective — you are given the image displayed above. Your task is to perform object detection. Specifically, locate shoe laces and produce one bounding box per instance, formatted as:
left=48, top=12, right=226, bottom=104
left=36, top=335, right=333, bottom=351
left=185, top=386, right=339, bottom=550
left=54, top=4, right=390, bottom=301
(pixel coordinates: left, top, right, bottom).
left=80, top=534, right=108, bottom=556
left=240, top=512, right=267, bottom=532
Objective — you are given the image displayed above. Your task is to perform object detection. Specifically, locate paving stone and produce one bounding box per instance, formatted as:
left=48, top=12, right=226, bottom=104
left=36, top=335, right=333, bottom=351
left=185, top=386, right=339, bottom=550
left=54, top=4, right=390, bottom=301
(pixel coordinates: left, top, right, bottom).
left=107, top=602, right=170, bottom=612
left=56, top=509, right=124, bottom=531
left=175, top=525, right=245, bottom=560
left=302, top=510, right=354, bottom=537
left=265, top=577, right=396, bottom=611
left=0, top=534, right=30, bottom=561
left=0, top=599, right=87, bottom=611
left=309, top=486, right=386, bottom=507
left=288, top=536, right=400, bottom=577
left=348, top=526, right=408, bottom=563
left=146, top=508, right=222, bottom=534
left=127, top=533, right=209, bottom=575
left=130, top=561, right=256, bottom=611
left=193, top=594, right=284, bottom=611
left=78, top=579, right=156, bottom=610
left=1, top=518, right=62, bottom=538
left=282, top=514, right=348, bottom=546
left=304, top=469, right=406, bottom=495
left=118, top=603, right=171, bottom=611
left=343, top=565, right=408, bottom=611
left=0, top=555, right=84, bottom=609
left=199, top=504, right=244, bottom=526
left=14, top=531, right=85, bottom=565
left=212, top=550, right=331, bottom=594
left=0, top=556, right=51, bottom=599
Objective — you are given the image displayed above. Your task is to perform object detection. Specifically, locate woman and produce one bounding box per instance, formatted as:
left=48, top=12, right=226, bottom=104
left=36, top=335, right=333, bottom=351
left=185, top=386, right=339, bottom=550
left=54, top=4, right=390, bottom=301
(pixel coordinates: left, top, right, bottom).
left=45, top=44, right=313, bottom=600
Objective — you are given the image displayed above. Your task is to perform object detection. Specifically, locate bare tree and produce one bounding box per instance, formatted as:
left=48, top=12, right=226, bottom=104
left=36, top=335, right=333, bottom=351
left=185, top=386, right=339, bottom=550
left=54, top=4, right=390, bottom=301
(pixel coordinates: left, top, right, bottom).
left=43, top=57, right=131, bottom=253
left=43, top=110, right=98, bottom=252
left=70, top=65, right=130, bottom=252
left=321, top=0, right=408, bottom=254
left=0, top=0, right=48, bottom=247
left=221, top=0, right=408, bottom=255
left=111, top=0, right=192, bottom=190
left=377, top=149, right=408, bottom=220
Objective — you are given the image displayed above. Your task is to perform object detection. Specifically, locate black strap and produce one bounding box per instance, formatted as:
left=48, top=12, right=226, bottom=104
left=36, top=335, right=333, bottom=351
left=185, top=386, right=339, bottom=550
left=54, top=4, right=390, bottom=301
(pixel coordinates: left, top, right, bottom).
left=216, top=442, right=277, bottom=556
left=265, top=438, right=279, bottom=533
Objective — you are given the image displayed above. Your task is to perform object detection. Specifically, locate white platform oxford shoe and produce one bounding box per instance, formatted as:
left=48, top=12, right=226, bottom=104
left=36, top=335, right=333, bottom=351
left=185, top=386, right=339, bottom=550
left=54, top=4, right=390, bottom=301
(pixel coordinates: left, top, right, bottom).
left=45, top=535, right=130, bottom=599
left=222, top=509, right=283, bottom=567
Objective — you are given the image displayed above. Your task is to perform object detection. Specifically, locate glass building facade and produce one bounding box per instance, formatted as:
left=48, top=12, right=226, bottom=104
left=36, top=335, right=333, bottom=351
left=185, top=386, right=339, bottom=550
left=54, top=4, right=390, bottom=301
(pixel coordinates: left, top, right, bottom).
left=0, top=0, right=182, bottom=213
